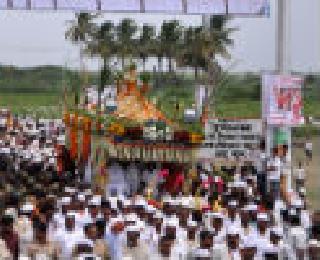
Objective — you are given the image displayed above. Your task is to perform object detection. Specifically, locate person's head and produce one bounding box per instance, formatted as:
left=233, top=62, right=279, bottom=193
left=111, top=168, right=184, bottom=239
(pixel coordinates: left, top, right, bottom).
left=264, top=252, right=279, bottom=260
left=211, top=216, right=223, bottom=231
left=65, top=214, right=75, bottom=231
left=199, top=230, right=214, bottom=249
left=34, top=221, right=47, bottom=244
left=122, top=204, right=131, bottom=215
left=240, top=210, right=250, bottom=227
left=159, top=235, right=173, bottom=257
left=164, top=226, right=176, bottom=240
left=257, top=217, right=268, bottom=234
left=240, top=247, right=256, bottom=260
left=95, top=220, right=106, bottom=239
left=111, top=221, right=124, bottom=235
left=227, top=233, right=240, bottom=251
left=270, top=230, right=282, bottom=245
left=84, top=223, right=97, bottom=240
left=88, top=204, right=99, bottom=218
left=178, top=208, right=189, bottom=227
left=0, top=215, right=14, bottom=234
left=187, top=224, right=197, bottom=240
left=308, top=241, right=320, bottom=260
left=227, top=206, right=237, bottom=219
left=154, top=218, right=163, bottom=234
left=75, top=243, right=93, bottom=256
left=126, top=228, right=140, bottom=248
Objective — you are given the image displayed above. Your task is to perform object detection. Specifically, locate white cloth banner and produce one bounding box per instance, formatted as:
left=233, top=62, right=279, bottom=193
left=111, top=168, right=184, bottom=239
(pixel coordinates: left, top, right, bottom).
left=228, top=0, right=269, bottom=15
left=144, top=0, right=183, bottom=12
left=0, top=0, right=6, bottom=8
left=31, top=0, right=53, bottom=9
left=101, top=0, right=140, bottom=11
left=187, top=0, right=226, bottom=14
left=12, top=0, right=27, bottom=9
left=57, top=0, right=97, bottom=10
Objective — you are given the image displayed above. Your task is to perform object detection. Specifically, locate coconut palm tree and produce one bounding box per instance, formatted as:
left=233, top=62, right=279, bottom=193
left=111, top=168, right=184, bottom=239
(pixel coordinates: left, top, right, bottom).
left=115, top=19, right=138, bottom=69
left=202, top=15, right=235, bottom=116
left=86, top=21, right=116, bottom=117
left=178, top=26, right=207, bottom=82
left=66, top=13, right=97, bottom=107
left=159, top=20, right=182, bottom=74
left=138, top=24, right=156, bottom=72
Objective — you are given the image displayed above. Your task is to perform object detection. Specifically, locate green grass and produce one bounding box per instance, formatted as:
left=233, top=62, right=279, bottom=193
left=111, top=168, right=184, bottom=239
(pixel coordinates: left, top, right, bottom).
left=215, top=100, right=261, bottom=118
left=0, top=66, right=319, bottom=130
left=0, top=92, right=64, bottom=118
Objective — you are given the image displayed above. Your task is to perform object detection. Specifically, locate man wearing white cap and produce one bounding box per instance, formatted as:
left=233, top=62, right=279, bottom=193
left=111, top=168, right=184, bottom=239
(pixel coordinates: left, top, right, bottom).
left=105, top=217, right=125, bottom=260
left=161, top=217, right=185, bottom=259
left=15, top=202, right=34, bottom=256
left=255, top=213, right=271, bottom=259
left=122, top=224, right=149, bottom=260
left=191, top=230, right=215, bottom=259
left=56, top=212, right=85, bottom=259
left=180, top=220, right=198, bottom=259
left=225, top=200, right=241, bottom=231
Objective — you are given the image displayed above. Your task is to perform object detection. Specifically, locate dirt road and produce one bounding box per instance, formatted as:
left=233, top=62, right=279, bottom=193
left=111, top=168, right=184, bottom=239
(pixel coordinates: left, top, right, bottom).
left=292, top=136, right=320, bottom=210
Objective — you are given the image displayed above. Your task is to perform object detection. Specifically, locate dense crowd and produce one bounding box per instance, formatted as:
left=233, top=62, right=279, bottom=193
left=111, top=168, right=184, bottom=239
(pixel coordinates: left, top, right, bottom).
left=0, top=113, right=319, bottom=259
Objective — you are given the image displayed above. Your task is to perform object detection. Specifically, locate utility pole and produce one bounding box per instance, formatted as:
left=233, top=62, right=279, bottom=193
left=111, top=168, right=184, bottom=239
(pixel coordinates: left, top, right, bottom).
left=268, top=0, right=292, bottom=191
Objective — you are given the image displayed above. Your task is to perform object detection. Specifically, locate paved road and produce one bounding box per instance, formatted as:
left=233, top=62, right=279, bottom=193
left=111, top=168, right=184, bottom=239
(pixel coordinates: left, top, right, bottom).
left=292, top=136, right=320, bottom=210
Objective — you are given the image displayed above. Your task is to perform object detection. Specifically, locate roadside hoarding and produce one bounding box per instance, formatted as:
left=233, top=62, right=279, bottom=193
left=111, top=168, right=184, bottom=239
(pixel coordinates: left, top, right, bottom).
left=262, top=74, right=304, bottom=126
left=228, top=0, right=270, bottom=15
left=0, top=0, right=6, bottom=9
left=101, top=0, right=140, bottom=12
left=12, top=0, right=27, bottom=9
left=144, top=0, right=183, bottom=13
left=2, top=0, right=270, bottom=14
left=57, top=0, right=97, bottom=11
left=200, top=118, right=263, bottom=159
left=31, top=0, right=53, bottom=9
left=186, top=0, right=226, bottom=14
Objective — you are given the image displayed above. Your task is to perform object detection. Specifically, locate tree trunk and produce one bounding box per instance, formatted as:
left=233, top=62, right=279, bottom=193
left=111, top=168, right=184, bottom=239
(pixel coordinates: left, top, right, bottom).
left=168, top=57, right=173, bottom=74
left=157, top=56, right=162, bottom=74
left=194, top=66, right=199, bottom=81
left=97, top=57, right=108, bottom=129
left=121, top=54, right=125, bottom=70
left=142, top=56, right=146, bottom=72
left=79, top=42, right=85, bottom=109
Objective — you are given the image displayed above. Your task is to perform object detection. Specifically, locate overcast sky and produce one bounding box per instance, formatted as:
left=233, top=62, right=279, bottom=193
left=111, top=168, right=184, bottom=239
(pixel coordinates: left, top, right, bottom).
left=0, top=0, right=319, bottom=73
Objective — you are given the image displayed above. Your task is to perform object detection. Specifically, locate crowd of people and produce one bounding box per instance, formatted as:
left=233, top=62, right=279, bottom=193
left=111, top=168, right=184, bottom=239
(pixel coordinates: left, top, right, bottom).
left=0, top=112, right=319, bottom=259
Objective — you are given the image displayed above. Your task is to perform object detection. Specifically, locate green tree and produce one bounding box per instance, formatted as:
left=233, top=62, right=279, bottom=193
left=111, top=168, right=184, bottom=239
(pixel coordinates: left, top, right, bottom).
left=66, top=13, right=97, bottom=106
left=138, top=25, right=156, bottom=72
left=116, top=19, right=138, bottom=69
left=86, top=21, right=115, bottom=117
left=159, top=20, right=182, bottom=73
left=178, top=26, right=207, bottom=82
left=204, top=16, right=234, bottom=115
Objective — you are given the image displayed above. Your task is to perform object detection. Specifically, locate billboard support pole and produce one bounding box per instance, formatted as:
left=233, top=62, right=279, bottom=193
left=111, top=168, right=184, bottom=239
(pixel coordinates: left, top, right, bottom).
left=273, top=0, right=292, bottom=191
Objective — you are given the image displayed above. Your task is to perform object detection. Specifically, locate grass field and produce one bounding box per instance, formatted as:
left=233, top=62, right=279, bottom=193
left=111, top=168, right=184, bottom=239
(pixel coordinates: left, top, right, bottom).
left=0, top=92, right=64, bottom=118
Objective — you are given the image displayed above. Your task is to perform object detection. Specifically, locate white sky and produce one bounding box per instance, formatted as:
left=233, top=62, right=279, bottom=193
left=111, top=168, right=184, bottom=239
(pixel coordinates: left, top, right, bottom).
left=0, top=0, right=319, bottom=73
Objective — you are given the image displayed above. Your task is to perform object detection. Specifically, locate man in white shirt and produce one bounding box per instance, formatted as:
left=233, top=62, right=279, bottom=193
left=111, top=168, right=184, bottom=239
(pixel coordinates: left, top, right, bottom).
left=267, top=155, right=281, bottom=199
left=57, top=213, right=85, bottom=259
left=122, top=225, right=150, bottom=260
left=255, top=213, right=271, bottom=259
left=294, top=162, right=305, bottom=193
left=305, top=139, right=313, bottom=162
